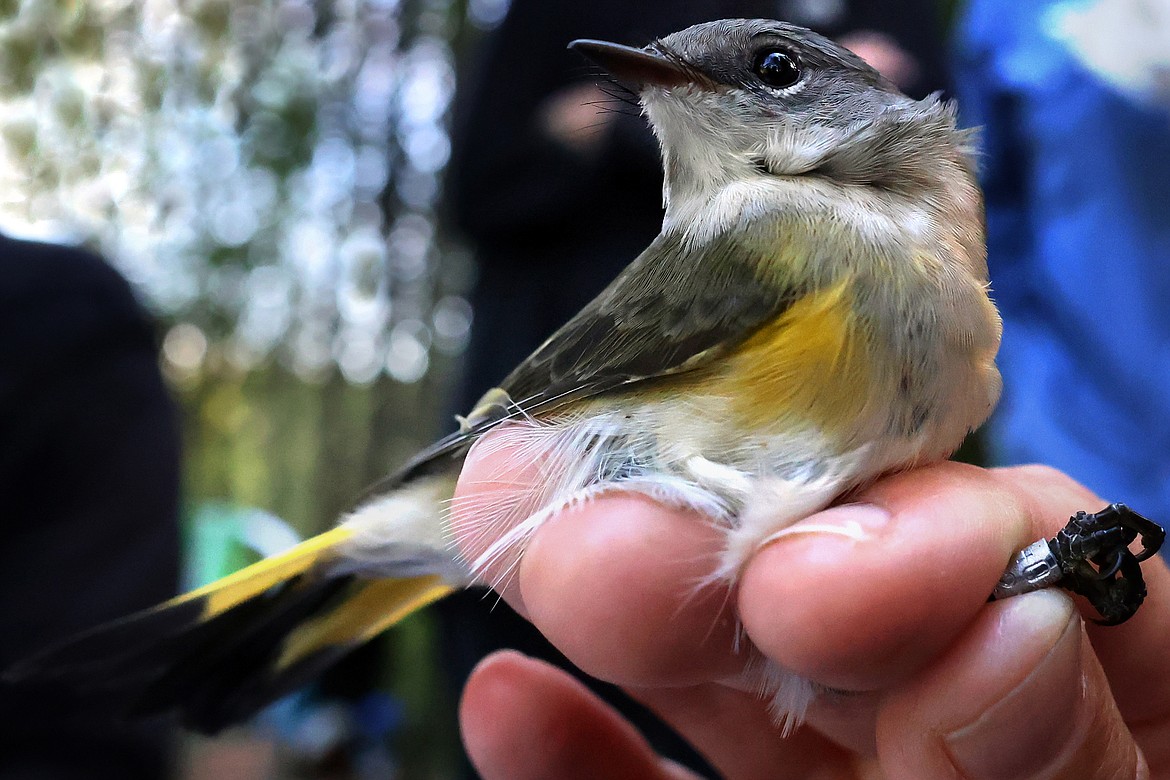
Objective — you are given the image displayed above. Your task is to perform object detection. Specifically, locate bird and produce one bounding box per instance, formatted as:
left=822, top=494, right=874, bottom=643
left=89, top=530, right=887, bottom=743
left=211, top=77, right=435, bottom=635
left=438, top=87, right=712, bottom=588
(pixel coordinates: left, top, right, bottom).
left=8, top=19, right=1002, bottom=734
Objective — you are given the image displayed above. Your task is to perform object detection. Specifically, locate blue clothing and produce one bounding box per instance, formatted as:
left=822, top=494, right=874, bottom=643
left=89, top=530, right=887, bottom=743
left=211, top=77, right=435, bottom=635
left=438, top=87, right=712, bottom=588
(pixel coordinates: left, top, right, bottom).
left=954, top=0, right=1170, bottom=517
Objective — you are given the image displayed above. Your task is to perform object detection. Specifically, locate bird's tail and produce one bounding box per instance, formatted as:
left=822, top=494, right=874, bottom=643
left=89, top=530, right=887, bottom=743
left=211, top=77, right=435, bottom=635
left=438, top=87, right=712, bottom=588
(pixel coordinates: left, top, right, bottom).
left=5, top=478, right=459, bottom=734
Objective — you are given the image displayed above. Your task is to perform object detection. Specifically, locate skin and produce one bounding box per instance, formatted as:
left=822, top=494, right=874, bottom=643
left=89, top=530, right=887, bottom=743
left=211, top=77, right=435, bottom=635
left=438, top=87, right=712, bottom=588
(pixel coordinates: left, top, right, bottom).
left=453, top=428, right=1170, bottom=779
left=540, top=84, right=614, bottom=154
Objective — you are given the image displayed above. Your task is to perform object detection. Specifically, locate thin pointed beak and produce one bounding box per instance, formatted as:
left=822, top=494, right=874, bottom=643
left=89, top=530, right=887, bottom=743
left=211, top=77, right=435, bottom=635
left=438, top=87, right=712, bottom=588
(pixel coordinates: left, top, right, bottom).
left=568, top=39, right=697, bottom=89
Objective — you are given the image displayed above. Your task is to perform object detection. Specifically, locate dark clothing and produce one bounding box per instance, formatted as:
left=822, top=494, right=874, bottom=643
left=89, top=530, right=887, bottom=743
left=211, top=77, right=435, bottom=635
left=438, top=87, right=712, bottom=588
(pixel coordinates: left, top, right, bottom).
left=0, top=235, right=181, bottom=779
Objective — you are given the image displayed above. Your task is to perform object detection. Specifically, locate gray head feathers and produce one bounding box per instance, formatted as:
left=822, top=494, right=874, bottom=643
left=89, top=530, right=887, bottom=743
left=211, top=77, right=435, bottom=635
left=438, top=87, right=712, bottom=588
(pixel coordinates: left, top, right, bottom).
left=623, top=19, right=974, bottom=199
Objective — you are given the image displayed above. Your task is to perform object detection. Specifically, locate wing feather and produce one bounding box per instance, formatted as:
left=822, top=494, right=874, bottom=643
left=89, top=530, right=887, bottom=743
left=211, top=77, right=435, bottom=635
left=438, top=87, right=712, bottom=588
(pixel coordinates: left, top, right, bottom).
left=377, top=229, right=804, bottom=490
left=501, top=229, right=801, bottom=408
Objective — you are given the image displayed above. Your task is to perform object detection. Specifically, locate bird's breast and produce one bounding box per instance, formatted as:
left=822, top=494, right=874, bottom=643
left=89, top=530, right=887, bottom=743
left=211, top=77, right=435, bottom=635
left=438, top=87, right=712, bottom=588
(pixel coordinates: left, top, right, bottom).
left=714, top=277, right=871, bottom=440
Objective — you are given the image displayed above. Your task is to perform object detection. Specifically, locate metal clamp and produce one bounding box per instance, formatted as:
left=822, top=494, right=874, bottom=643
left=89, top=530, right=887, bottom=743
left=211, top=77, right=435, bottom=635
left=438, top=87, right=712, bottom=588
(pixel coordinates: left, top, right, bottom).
left=992, top=540, right=1063, bottom=600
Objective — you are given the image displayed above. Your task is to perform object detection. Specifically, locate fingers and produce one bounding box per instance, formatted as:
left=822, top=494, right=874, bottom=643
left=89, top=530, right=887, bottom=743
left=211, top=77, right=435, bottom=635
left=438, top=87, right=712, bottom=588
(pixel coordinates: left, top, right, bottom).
left=452, top=429, right=552, bottom=615
left=878, top=590, right=1148, bottom=779
left=517, top=492, right=745, bottom=686
left=737, top=462, right=1032, bottom=693
left=995, top=465, right=1170, bottom=769
left=736, top=460, right=1170, bottom=771
left=455, top=429, right=1170, bottom=776
left=459, top=651, right=700, bottom=780
left=627, top=683, right=865, bottom=780
left=462, top=650, right=865, bottom=780
left=455, top=432, right=745, bottom=688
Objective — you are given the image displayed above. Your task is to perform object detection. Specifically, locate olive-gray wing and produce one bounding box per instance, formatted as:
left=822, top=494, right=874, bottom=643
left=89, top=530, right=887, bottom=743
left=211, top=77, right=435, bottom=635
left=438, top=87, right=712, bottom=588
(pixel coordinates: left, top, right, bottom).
left=373, top=230, right=799, bottom=491
left=500, top=230, right=799, bottom=410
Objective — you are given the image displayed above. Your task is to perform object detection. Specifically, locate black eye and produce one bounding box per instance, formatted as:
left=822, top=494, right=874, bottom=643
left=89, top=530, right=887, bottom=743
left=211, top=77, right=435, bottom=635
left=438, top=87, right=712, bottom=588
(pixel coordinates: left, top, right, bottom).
left=753, top=49, right=800, bottom=89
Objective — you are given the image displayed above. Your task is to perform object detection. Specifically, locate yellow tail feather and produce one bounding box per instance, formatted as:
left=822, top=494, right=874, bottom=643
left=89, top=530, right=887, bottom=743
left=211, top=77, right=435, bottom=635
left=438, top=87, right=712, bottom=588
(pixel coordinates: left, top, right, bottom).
left=8, top=495, right=459, bottom=733
left=277, top=576, right=454, bottom=670
left=173, top=526, right=355, bottom=618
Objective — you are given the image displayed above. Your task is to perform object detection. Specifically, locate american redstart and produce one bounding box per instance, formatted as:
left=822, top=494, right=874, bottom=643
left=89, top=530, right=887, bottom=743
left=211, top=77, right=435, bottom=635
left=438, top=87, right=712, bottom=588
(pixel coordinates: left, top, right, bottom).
left=7, top=18, right=1163, bottom=733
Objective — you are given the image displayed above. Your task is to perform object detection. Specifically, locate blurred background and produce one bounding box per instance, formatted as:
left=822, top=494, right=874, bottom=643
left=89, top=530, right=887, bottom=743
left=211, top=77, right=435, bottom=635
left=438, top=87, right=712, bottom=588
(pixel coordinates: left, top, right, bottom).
left=0, top=0, right=478, bottom=509
left=1, top=0, right=1166, bottom=778
left=1, top=0, right=483, bottom=777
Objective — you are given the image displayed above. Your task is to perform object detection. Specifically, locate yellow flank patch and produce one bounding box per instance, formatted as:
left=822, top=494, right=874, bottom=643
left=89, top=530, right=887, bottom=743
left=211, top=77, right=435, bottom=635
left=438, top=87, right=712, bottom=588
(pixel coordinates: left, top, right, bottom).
left=168, top=526, right=355, bottom=618
left=722, top=277, right=867, bottom=433
left=276, top=576, right=454, bottom=669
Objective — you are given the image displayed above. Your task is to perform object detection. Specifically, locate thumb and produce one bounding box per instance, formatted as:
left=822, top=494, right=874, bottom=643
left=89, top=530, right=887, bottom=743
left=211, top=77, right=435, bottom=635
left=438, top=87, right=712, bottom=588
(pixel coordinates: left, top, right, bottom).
left=877, top=590, right=1148, bottom=779
left=459, top=651, right=701, bottom=780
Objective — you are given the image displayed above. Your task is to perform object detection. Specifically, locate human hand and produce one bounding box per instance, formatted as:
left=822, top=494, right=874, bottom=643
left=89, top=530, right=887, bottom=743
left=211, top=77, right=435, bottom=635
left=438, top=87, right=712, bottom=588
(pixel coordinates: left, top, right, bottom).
left=452, top=430, right=1170, bottom=778
left=539, top=83, right=615, bottom=154
left=837, top=31, right=920, bottom=93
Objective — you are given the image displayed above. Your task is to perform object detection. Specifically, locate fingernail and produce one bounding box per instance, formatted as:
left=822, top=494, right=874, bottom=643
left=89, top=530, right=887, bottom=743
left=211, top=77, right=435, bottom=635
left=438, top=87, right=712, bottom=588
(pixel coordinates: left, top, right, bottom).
left=944, top=590, right=1082, bottom=779
left=759, top=503, right=893, bottom=547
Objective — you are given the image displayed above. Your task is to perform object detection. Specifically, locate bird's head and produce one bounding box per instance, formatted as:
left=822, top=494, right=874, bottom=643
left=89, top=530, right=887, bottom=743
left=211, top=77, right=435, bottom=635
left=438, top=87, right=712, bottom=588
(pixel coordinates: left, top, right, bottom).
left=571, top=20, right=976, bottom=226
